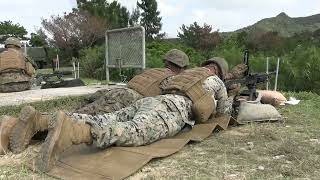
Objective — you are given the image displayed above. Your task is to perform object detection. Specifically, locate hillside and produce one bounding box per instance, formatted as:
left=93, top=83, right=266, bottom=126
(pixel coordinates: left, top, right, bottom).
left=235, top=12, right=320, bottom=37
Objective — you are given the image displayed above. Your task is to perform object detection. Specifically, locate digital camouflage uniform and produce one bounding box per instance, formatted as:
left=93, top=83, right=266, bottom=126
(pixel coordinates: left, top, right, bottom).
left=70, top=75, right=228, bottom=148
left=75, top=74, right=174, bottom=115
left=75, top=87, right=144, bottom=115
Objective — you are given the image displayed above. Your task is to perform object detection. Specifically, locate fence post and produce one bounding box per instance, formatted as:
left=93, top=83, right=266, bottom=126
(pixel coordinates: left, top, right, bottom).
left=105, top=31, right=110, bottom=82
left=266, top=57, right=269, bottom=90
left=274, top=58, right=280, bottom=91
left=77, top=61, right=80, bottom=79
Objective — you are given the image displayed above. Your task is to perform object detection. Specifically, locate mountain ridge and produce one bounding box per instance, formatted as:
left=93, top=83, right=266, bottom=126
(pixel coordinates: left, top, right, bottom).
left=234, top=12, right=320, bottom=37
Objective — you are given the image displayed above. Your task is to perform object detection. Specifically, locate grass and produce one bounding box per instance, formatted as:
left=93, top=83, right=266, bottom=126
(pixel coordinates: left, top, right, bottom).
left=0, top=92, right=320, bottom=179
left=130, top=91, right=320, bottom=179
left=0, top=96, right=88, bottom=117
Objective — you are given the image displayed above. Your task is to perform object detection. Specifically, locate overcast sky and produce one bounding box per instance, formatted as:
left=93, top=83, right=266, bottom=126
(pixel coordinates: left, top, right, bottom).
left=0, top=0, right=319, bottom=37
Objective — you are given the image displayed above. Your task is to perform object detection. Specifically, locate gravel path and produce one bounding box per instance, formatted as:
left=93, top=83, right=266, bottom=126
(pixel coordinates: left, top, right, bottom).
left=0, top=85, right=113, bottom=107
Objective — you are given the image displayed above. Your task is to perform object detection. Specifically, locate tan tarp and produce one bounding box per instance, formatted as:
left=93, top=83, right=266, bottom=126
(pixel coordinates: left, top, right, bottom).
left=29, top=116, right=230, bottom=180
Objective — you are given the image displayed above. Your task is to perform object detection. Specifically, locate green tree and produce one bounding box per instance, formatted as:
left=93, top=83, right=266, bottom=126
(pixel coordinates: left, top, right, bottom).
left=129, top=8, right=140, bottom=26
left=77, top=0, right=129, bottom=28
left=30, top=29, right=48, bottom=47
left=178, top=22, right=221, bottom=54
left=137, top=0, right=162, bottom=40
left=0, top=21, right=27, bottom=43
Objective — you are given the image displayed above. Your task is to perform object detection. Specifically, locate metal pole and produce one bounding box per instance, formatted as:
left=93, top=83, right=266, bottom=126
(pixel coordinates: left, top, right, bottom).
left=73, top=62, right=76, bottom=79
left=77, top=62, right=80, bottom=79
left=141, top=26, right=146, bottom=70
left=105, top=32, right=110, bottom=83
left=266, top=57, right=269, bottom=90
left=57, top=54, right=60, bottom=70
left=24, top=43, right=27, bottom=55
left=56, top=54, right=58, bottom=70
left=274, top=58, right=280, bottom=91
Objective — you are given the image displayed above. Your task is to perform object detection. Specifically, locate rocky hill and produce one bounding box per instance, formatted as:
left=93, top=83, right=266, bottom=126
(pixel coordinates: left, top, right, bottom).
left=235, top=12, right=320, bottom=37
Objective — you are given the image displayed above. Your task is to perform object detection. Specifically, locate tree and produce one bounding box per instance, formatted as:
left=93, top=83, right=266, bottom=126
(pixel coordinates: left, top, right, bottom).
left=129, top=8, right=140, bottom=26
left=77, top=0, right=129, bottom=29
left=178, top=22, right=221, bottom=52
left=0, top=21, right=28, bottom=43
left=30, top=28, right=48, bottom=47
left=137, top=0, right=162, bottom=40
left=246, top=31, right=286, bottom=55
left=41, top=9, right=107, bottom=58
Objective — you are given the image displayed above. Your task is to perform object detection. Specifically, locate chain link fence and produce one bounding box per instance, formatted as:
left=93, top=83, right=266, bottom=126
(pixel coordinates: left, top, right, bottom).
left=105, top=26, right=145, bottom=83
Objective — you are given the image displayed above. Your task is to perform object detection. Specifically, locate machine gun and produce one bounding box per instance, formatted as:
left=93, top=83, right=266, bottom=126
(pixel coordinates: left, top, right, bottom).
left=35, top=70, right=73, bottom=87
left=224, top=50, right=276, bottom=101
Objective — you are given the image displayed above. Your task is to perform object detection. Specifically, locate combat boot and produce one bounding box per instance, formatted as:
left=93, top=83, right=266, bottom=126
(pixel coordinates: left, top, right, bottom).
left=10, top=106, right=49, bottom=154
left=36, top=111, right=92, bottom=172
left=0, top=116, right=18, bottom=154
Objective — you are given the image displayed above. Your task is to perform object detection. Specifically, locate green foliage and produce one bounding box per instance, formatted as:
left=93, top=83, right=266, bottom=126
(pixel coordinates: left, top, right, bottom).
left=0, top=21, right=27, bottom=43
left=79, top=45, right=106, bottom=80
left=137, top=0, right=162, bottom=40
left=0, top=96, right=86, bottom=117
left=146, top=40, right=206, bottom=68
left=29, top=29, right=48, bottom=47
left=279, top=46, right=320, bottom=93
left=178, top=22, right=221, bottom=53
left=77, top=0, right=129, bottom=29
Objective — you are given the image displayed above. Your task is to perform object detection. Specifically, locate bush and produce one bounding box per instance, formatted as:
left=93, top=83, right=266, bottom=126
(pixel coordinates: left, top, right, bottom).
left=79, top=45, right=105, bottom=80
left=147, top=40, right=206, bottom=67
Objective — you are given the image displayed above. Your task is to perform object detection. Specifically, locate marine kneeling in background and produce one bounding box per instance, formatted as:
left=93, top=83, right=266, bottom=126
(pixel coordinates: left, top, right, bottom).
left=0, top=37, right=37, bottom=93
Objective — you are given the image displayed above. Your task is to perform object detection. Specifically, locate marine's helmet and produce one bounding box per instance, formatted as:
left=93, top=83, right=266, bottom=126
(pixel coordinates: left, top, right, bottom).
left=163, top=49, right=189, bottom=68
left=201, top=57, right=229, bottom=80
left=4, top=37, right=21, bottom=48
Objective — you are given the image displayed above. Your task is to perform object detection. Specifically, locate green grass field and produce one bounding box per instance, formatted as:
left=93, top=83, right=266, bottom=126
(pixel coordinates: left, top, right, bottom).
left=0, top=92, right=319, bottom=179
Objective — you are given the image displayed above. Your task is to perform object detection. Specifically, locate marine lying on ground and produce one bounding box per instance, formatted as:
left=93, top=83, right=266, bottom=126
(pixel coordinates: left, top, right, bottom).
left=0, top=37, right=36, bottom=93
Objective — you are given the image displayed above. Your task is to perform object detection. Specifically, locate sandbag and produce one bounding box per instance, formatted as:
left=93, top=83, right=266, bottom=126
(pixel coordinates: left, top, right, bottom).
left=257, top=90, right=287, bottom=106
left=237, top=101, right=282, bottom=124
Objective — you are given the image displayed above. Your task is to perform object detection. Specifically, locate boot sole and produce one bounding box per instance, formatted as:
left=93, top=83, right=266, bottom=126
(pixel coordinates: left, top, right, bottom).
left=0, top=116, right=16, bottom=154
left=36, top=112, right=65, bottom=172
left=9, top=106, right=37, bottom=154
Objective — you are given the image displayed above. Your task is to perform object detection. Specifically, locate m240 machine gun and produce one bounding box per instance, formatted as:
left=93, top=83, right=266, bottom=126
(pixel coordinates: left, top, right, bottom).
left=224, top=50, right=276, bottom=101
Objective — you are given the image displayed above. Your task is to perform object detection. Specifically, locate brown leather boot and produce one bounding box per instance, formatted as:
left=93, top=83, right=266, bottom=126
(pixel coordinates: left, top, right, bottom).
left=0, top=116, right=18, bottom=154
left=9, top=106, right=49, bottom=154
left=36, top=111, right=92, bottom=172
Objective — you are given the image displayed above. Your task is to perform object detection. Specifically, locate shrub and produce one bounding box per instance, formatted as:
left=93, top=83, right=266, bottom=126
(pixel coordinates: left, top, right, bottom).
left=79, top=45, right=105, bottom=80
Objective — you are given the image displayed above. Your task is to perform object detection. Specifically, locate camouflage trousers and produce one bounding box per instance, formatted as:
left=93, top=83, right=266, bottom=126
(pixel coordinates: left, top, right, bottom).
left=71, top=95, right=191, bottom=148
left=75, top=87, right=143, bottom=115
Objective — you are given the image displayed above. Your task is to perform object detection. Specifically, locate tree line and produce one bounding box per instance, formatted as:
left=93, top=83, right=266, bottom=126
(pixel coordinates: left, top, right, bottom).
left=0, top=0, right=319, bottom=93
